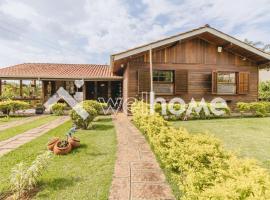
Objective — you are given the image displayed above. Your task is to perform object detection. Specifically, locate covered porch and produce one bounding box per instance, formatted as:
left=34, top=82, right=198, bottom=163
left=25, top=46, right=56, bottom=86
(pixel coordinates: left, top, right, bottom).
left=0, top=63, right=123, bottom=106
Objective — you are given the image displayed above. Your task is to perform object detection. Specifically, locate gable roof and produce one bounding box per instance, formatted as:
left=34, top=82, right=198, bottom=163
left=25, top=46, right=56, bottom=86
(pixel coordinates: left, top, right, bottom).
left=0, top=63, right=122, bottom=80
left=111, top=25, right=270, bottom=64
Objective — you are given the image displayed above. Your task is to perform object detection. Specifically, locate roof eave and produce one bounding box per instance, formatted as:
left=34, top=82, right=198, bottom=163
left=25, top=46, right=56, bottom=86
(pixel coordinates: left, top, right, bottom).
left=111, top=26, right=270, bottom=65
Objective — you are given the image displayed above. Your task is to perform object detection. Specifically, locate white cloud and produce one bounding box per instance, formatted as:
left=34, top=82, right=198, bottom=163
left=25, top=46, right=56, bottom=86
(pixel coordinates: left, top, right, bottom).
left=0, top=0, right=269, bottom=67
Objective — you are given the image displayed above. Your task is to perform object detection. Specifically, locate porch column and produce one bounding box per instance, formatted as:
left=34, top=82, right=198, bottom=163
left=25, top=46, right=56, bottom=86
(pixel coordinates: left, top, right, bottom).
left=83, top=83, right=86, bottom=100
left=94, top=81, right=97, bottom=99
left=108, top=81, right=111, bottom=98
left=19, top=80, right=23, bottom=97
left=41, top=81, right=45, bottom=103
left=149, top=48, right=155, bottom=114
left=0, top=79, right=2, bottom=96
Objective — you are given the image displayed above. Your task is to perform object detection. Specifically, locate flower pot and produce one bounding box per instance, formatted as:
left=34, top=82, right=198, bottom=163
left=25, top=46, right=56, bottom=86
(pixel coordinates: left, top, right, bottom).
left=53, top=141, right=72, bottom=155
left=47, top=137, right=60, bottom=151
left=68, top=136, right=80, bottom=148
left=35, top=107, right=44, bottom=114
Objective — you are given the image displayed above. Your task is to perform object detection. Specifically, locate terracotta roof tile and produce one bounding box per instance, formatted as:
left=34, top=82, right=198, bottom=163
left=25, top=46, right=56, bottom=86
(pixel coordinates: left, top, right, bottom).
left=0, top=63, right=122, bottom=80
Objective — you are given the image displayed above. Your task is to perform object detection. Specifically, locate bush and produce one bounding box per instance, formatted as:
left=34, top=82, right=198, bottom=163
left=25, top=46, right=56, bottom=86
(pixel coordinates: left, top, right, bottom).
left=237, top=102, right=270, bottom=117
left=131, top=101, right=270, bottom=199
left=10, top=151, right=52, bottom=199
left=51, top=103, right=66, bottom=116
left=0, top=100, right=29, bottom=116
left=69, top=100, right=100, bottom=129
left=259, top=81, right=270, bottom=101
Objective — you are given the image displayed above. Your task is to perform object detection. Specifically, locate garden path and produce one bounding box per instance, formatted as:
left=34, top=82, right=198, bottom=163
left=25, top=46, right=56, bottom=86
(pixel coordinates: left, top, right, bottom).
left=109, top=113, right=175, bottom=200
left=0, top=116, right=69, bottom=157
left=0, top=115, right=45, bottom=131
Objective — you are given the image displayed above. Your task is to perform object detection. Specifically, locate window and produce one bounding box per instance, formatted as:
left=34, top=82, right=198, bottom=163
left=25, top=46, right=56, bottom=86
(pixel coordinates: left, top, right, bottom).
left=217, top=72, right=236, bottom=94
left=153, top=70, right=174, bottom=94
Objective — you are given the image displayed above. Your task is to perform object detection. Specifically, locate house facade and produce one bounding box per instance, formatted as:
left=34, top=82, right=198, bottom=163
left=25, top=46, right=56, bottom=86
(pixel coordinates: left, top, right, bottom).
left=0, top=25, right=269, bottom=111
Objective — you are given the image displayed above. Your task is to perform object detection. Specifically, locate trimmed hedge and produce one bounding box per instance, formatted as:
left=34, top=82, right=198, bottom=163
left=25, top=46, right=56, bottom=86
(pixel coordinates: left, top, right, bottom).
left=0, top=100, right=29, bottom=116
left=132, top=101, right=270, bottom=199
left=237, top=102, right=270, bottom=117
left=51, top=103, right=66, bottom=116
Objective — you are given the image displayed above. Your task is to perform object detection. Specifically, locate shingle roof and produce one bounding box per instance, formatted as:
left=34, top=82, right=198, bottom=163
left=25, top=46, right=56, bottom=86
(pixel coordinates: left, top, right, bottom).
left=0, top=63, right=122, bottom=80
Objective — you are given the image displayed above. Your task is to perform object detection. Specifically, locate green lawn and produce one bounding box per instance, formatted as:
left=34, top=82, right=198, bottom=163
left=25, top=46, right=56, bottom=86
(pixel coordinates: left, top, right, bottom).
left=0, top=116, right=26, bottom=124
left=0, top=115, right=59, bottom=142
left=0, top=116, right=116, bottom=199
left=172, top=117, right=270, bottom=169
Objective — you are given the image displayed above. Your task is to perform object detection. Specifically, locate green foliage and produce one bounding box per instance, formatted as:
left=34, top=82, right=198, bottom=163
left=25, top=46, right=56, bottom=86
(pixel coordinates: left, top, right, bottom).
left=10, top=151, right=52, bottom=199
left=0, top=100, right=29, bottom=116
left=131, top=101, right=270, bottom=199
left=237, top=102, right=270, bottom=117
left=51, top=103, right=66, bottom=116
left=70, top=100, right=102, bottom=129
left=259, top=81, right=270, bottom=100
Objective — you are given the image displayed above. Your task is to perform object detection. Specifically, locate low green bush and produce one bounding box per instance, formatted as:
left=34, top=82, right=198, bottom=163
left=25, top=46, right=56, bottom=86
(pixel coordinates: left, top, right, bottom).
left=237, top=102, right=270, bottom=117
left=70, top=100, right=102, bottom=129
left=132, top=101, right=270, bottom=199
left=0, top=100, right=29, bottom=116
left=51, top=103, right=66, bottom=116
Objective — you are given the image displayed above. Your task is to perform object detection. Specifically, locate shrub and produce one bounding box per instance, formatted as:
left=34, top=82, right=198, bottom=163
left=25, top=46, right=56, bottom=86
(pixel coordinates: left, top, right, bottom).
left=259, top=81, right=270, bottom=101
left=10, top=151, right=52, bottom=199
left=0, top=100, right=29, bottom=116
left=51, top=103, right=66, bottom=116
left=69, top=100, right=99, bottom=129
left=131, top=101, right=270, bottom=199
left=237, top=102, right=270, bottom=117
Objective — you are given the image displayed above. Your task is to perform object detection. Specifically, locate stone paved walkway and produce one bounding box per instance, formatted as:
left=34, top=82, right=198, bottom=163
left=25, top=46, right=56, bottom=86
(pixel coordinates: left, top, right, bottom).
left=0, top=116, right=69, bottom=157
left=0, top=115, right=45, bottom=131
left=109, top=113, right=175, bottom=200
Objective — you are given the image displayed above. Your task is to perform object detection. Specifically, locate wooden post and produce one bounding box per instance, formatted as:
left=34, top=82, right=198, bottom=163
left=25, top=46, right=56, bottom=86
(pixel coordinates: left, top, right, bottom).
left=0, top=79, right=2, bottom=97
left=94, top=81, right=98, bottom=99
left=108, top=81, right=111, bottom=98
left=83, top=81, right=86, bottom=100
left=19, top=80, right=23, bottom=97
left=149, top=48, right=153, bottom=93
left=41, top=81, right=45, bottom=103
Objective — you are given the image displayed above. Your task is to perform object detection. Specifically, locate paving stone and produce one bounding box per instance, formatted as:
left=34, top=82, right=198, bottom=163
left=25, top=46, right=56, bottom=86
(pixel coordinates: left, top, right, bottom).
left=131, top=183, right=175, bottom=200
left=131, top=170, right=166, bottom=183
left=109, top=177, right=130, bottom=200
left=109, top=113, right=175, bottom=200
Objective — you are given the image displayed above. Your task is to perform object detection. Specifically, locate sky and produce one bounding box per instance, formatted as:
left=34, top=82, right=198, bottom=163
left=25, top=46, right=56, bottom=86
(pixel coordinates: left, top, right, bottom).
left=0, top=0, right=270, bottom=74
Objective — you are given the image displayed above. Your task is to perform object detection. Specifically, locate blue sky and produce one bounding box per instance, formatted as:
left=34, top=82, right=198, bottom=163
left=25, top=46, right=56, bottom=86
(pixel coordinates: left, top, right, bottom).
left=0, top=0, right=269, bottom=67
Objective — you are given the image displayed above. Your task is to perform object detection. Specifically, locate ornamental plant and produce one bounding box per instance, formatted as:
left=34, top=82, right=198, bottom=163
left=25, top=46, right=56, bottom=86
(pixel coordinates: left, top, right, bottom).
left=0, top=100, right=29, bottom=116
left=69, top=100, right=100, bottom=129
left=10, top=151, right=52, bottom=199
left=51, top=102, right=66, bottom=116
left=131, top=101, right=270, bottom=199
left=237, top=102, right=270, bottom=117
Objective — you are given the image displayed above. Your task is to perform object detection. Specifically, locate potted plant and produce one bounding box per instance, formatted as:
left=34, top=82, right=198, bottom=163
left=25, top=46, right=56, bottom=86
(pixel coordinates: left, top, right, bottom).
left=35, top=103, right=44, bottom=114
left=53, top=139, right=72, bottom=155
left=67, top=126, right=80, bottom=148
left=47, top=137, right=60, bottom=151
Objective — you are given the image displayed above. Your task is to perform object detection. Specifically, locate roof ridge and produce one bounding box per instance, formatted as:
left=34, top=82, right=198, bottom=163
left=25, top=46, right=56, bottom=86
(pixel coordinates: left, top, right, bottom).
left=21, top=62, right=110, bottom=66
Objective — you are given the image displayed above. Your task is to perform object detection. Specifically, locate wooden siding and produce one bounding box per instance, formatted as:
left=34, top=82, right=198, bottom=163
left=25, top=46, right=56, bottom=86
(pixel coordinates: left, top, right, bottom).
left=122, top=37, right=259, bottom=108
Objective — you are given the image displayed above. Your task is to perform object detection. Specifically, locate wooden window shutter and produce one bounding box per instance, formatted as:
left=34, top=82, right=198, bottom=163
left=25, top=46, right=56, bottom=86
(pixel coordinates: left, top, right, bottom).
left=212, top=71, right=217, bottom=94
left=238, top=72, right=249, bottom=94
left=138, top=69, right=150, bottom=93
left=175, top=70, right=188, bottom=94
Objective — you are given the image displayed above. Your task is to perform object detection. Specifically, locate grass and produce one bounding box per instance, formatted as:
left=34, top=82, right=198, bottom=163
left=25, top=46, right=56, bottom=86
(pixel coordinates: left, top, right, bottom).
left=0, top=116, right=26, bottom=124
left=0, top=116, right=116, bottom=199
left=172, top=117, right=270, bottom=169
left=0, top=115, right=59, bottom=142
